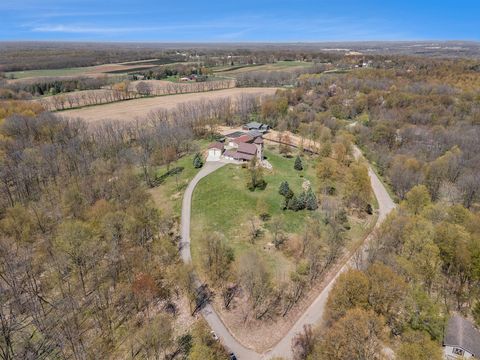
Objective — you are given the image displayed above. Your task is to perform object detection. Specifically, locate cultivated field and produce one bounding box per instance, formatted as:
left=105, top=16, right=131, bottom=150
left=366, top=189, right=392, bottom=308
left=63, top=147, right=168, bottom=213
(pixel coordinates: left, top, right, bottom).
left=6, top=61, right=159, bottom=80
left=214, top=61, right=312, bottom=77
left=61, top=87, right=277, bottom=123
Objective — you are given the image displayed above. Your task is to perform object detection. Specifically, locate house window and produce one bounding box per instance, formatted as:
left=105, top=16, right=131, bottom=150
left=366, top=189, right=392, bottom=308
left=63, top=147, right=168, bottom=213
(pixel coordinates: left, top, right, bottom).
left=452, top=348, right=464, bottom=356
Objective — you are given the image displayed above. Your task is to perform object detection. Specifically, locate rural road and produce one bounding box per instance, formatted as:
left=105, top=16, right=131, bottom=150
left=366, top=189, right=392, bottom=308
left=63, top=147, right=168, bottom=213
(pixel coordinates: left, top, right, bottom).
left=180, top=143, right=396, bottom=360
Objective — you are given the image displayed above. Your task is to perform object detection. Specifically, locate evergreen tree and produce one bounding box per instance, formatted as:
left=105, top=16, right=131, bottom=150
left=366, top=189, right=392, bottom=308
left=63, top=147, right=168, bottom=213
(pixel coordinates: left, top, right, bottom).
left=297, top=191, right=307, bottom=210
left=288, top=195, right=302, bottom=211
left=279, top=181, right=291, bottom=197
left=193, top=153, right=203, bottom=168
left=305, top=188, right=318, bottom=210
left=294, top=156, right=303, bottom=171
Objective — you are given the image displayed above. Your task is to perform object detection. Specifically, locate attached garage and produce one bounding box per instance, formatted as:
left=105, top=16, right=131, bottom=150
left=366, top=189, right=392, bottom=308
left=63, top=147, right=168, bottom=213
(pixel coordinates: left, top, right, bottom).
left=207, top=142, right=224, bottom=162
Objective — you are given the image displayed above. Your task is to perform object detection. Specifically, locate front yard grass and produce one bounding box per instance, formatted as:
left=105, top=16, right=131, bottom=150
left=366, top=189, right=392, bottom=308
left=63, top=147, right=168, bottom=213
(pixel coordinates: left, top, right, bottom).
left=190, top=145, right=375, bottom=280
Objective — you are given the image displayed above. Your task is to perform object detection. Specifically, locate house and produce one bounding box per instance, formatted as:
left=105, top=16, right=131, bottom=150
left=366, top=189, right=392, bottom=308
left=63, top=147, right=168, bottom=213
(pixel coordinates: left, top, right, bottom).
left=443, top=314, right=480, bottom=359
left=243, top=121, right=270, bottom=133
left=207, top=124, right=268, bottom=163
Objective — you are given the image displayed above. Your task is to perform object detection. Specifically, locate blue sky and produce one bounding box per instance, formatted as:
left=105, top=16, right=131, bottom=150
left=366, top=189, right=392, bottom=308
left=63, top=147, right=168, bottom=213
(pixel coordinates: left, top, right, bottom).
left=1, top=0, right=479, bottom=42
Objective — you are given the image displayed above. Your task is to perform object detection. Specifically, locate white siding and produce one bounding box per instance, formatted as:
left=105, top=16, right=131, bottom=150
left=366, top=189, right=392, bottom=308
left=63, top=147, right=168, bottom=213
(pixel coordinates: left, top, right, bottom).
left=444, top=345, right=474, bottom=359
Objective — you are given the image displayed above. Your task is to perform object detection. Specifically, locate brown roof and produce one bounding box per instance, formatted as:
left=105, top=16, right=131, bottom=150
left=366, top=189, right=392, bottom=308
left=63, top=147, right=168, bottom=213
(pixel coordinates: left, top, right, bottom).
left=233, top=134, right=253, bottom=144
left=208, top=142, right=224, bottom=150
left=235, top=152, right=254, bottom=161
left=444, top=314, right=480, bottom=355
left=223, top=150, right=254, bottom=161
left=223, top=149, right=236, bottom=157
left=238, top=142, right=257, bottom=155
left=254, top=137, right=264, bottom=144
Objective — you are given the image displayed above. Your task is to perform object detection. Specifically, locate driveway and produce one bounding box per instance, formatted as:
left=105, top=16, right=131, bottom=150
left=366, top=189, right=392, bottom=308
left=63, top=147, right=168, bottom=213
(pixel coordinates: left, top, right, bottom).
left=180, top=143, right=396, bottom=360
left=180, top=160, right=260, bottom=359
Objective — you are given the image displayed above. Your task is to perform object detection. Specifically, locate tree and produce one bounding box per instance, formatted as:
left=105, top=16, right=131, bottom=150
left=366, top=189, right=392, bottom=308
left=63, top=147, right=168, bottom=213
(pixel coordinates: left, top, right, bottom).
left=237, top=251, right=272, bottom=319
left=292, top=325, right=315, bottom=360
left=247, top=156, right=267, bottom=191
left=389, top=155, right=424, bottom=199
left=270, top=216, right=286, bottom=249
left=319, top=141, right=332, bottom=158
left=366, top=263, right=407, bottom=332
left=305, top=188, right=318, bottom=210
left=344, top=162, right=372, bottom=211
left=316, top=308, right=385, bottom=360
left=201, top=232, right=234, bottom=283
left=473, top=301, right=480, bottom=327
left=403, top=185, right=431, bottom=215
left=294, top=156, right=303, bottom=171
left=138, top=315, right=173, bottom=359
left=325, top=270, right=370, bottom=323
left=193, top=152, right=203, bottom=168
left=316, top=157, right=340, bottom=195
left=279, top=180, right=292, bottom=197
left=396, top=330, right=443, bottom=360
left=398, top=217, right=440, bottom=292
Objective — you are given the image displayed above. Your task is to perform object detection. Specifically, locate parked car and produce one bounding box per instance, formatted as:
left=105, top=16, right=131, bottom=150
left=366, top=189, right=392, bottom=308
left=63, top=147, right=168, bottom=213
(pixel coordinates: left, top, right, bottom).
left=229, top=353, right=237, bottom=360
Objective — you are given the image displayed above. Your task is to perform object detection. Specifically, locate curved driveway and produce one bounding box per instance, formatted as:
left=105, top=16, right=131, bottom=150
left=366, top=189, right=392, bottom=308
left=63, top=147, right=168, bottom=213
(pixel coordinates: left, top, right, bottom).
left=180, top=146, right=396, bottom=360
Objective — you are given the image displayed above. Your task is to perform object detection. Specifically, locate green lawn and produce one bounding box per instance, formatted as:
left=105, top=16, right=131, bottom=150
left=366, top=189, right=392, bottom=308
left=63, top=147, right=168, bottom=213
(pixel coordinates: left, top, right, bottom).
left=190, top=147, right=320, bottom=277
left=149, top=142, right=376, bottom=281
left=148, top=139, right=210, bottom=217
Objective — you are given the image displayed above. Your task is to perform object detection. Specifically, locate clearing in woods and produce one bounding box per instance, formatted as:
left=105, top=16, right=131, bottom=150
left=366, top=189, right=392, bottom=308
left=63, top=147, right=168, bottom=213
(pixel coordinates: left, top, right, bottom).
left=60, top=87, right=278, bottom=123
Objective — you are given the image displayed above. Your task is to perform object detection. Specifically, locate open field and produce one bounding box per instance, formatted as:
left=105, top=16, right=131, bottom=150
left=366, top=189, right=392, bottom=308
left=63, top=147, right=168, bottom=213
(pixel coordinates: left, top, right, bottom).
left=6, top=61, right=159, bottom=80
left=214, top=61, right=312, bottom=77
left=60, top=87, right=277, bottom=123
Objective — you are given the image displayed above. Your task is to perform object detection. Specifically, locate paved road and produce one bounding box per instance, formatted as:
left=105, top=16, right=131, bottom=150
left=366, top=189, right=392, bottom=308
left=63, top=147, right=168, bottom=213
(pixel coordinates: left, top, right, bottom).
left=264, top=145, right=396, bottom=359
left=180, top=146, right=396, bottom=360
left=180, top=160, right=260, bottom=359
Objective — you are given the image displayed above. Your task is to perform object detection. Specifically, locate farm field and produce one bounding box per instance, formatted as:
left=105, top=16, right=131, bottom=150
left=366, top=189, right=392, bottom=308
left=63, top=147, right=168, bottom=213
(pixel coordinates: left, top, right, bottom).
left=60, top=87, right=277, bottom=123
left=214, top=60, right=312, bottom=76
left=6, top=61, right=159, bottom=79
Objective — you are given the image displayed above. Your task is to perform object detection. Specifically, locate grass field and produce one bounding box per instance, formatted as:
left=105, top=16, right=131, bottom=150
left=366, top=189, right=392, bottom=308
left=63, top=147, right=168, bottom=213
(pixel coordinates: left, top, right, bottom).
left=6, top=62, right=158, bottom=79
left=191, top=147, right=318, bottom=277
left=189, top=144, right=376, bottom=280
left=7, top=67, right=91, bottom=79
left=215, top=61, right=312, bottom=77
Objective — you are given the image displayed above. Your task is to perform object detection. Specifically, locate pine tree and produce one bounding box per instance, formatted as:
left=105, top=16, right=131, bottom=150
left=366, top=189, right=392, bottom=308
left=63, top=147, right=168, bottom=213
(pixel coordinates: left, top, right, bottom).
left=193, top=153, right=203, bottom=168
left=288, top=195, right=302, bottom=211
left=294, top=156, right=303, bottom=171
left=305, top=188, right=318, bottom=210
left=297, top=191, right=307, bottom=210
left=279, top=181, right=291, bottom=197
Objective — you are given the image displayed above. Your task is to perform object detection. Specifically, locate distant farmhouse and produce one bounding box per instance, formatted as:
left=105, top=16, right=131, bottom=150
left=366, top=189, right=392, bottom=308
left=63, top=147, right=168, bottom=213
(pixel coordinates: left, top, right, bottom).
left=443, top=314, right=480, bottom=359
left=207, top=123, right=268, bottom=163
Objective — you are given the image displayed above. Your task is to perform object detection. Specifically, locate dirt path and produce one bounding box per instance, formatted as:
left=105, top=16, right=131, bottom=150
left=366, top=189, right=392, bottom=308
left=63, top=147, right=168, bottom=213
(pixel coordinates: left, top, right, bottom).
left=60, top=88, right=277, bottom=124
